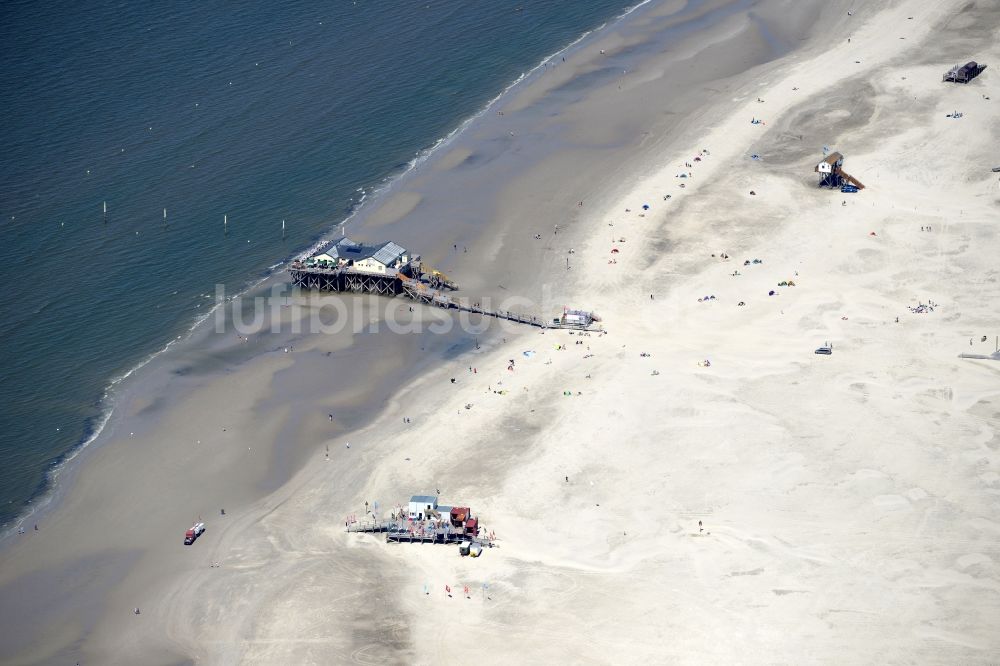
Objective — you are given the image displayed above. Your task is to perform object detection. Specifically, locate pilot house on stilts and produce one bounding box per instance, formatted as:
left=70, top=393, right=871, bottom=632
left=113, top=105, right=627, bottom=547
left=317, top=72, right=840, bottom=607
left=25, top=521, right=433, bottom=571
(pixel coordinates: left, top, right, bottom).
left=815, top=152, right=865, bottom=190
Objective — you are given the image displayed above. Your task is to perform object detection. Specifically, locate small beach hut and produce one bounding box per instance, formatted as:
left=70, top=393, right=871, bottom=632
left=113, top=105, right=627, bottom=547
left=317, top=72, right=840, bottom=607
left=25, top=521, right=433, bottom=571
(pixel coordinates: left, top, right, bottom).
left=450, top=506, right=471, bottom=527
left=815, top=152, right=844, bottom=174
left=408, top=495, right=438, bottom=520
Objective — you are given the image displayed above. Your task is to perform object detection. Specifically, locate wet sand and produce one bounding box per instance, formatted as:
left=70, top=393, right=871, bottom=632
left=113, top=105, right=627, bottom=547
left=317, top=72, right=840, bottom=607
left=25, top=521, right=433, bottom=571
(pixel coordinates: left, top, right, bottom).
left=3, top=0, right=999, bottom=663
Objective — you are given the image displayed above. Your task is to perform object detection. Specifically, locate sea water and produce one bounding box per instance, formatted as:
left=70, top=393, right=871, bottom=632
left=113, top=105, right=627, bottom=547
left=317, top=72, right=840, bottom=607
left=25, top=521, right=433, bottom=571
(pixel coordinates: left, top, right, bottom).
left=0, top=0, right=637, bottom=526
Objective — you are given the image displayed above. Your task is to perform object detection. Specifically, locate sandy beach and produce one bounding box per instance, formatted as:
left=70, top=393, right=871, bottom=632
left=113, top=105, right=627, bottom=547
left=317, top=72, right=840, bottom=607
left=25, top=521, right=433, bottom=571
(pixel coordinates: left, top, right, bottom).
left=2, top=0, right=999, bottom=663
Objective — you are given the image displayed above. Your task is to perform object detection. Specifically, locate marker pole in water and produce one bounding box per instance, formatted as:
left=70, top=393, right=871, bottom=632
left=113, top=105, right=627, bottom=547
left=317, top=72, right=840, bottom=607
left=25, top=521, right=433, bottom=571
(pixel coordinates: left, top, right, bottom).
left=224, top=214, right=228, bottom=236
left=163, top=208, right=167, bottom=226
left=282, top=219, right=286, bottom=240
left=103, top=201, right=107, bottom=224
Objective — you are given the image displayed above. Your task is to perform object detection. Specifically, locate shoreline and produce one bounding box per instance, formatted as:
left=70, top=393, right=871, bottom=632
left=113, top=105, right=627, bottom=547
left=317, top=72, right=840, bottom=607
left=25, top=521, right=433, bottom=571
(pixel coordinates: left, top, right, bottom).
left=5, top=0, right=804, bottom=540
left=0, top=0, right=664, bottom=538
left=4, top=0, right=999, bottom=663
left=0, top=0, right=772, bottom=550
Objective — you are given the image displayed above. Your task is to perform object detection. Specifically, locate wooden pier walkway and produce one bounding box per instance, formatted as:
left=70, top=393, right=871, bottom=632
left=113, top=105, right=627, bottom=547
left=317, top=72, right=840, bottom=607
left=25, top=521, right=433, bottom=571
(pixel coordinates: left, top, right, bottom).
left=289, top=263, right=557, bottom=329
left=397, top=275, right=547, bottom=328
left=346, top=520, right=496, bottom=547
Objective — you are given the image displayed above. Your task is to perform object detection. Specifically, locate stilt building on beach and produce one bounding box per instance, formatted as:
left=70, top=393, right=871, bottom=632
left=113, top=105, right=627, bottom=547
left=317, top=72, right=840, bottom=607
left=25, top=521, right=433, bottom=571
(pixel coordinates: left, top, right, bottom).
left=943, top=61, right=986, bottom=83
left=348, top=494, right=490, bottom=549
left=815, top=152, right=865, bottom=190
left=289, top=237, right=602, bottom=330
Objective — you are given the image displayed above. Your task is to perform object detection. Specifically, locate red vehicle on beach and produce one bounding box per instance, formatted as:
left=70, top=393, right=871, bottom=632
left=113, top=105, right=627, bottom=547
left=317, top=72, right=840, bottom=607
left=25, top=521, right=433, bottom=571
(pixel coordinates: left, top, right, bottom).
left=183, top=522, right=205, bottom=545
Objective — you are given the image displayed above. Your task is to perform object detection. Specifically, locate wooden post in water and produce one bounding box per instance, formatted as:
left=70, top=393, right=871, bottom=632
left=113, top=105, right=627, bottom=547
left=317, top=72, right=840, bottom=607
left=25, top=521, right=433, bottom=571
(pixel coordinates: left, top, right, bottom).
left=282, top=219, right=286, bottom=240
left=103, top=201, right=107, bottom=224
left=224, top=214, right=228, bottom=236
left=163, top=208, right=167, bottom=226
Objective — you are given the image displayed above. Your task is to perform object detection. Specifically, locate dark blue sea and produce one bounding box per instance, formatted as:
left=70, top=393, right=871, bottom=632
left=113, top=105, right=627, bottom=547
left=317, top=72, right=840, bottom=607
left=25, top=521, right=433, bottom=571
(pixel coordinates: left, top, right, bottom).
left=0, top=0, right=637, bottom=527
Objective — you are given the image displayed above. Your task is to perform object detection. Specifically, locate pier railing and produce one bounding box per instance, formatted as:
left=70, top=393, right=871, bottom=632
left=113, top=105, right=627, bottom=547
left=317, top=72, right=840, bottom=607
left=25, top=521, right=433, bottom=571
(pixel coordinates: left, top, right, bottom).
left=346, top=519, right=497, bottom=547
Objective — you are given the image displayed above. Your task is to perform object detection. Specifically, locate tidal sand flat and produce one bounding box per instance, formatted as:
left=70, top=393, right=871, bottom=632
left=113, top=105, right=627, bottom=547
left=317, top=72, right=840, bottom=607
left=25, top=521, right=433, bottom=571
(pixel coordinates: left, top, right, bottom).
left=0, top=0, right=635, bottom=531
left=2, top=0, right=999, bottom=664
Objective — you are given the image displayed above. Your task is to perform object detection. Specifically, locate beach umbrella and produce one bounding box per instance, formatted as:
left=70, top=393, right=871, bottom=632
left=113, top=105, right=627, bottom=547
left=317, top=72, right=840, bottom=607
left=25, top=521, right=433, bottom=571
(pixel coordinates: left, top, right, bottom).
left=642, top=204, right=649, bottom=210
